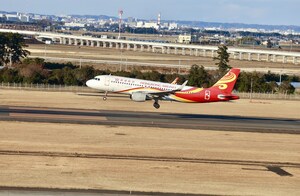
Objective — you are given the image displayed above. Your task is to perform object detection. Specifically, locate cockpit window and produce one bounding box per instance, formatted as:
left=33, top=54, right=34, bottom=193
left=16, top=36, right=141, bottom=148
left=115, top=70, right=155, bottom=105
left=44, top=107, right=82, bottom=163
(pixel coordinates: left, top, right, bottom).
left=94, top=78, right=100, bottom=81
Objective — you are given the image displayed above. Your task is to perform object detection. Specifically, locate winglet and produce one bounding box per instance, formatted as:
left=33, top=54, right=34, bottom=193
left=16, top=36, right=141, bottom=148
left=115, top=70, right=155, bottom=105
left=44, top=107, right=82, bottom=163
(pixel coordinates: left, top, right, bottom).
left=176, top=80, right=188, bottom=91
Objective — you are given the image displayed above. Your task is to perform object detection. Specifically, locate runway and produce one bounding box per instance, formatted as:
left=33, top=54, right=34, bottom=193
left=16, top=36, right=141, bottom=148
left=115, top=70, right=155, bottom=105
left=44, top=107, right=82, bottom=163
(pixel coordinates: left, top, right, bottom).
left=0, top=105, right=299, bottom=134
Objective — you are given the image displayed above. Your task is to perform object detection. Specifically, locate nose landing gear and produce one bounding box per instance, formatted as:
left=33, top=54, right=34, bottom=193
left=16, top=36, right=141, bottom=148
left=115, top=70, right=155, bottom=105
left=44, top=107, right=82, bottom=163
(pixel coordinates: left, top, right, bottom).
left=103, top=91, right=108, bottom=101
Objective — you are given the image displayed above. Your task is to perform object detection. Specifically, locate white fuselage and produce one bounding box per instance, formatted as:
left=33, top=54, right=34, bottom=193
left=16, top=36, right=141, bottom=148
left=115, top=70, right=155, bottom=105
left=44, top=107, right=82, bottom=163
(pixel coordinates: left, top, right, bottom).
left=86, top=75, right=193, bottom=95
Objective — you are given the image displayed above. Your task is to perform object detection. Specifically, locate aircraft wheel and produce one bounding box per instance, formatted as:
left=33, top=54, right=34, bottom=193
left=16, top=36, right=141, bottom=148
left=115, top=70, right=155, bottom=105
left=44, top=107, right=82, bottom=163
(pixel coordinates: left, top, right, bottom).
left=153, top=102, right=160, bottom=109
left=103, top=97, right=107, bottom=101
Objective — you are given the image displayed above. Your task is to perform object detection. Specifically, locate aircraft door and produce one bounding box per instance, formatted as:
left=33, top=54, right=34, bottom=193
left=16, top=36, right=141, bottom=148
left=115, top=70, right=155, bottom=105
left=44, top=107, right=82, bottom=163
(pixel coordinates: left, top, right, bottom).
left=105, top=76, right=110, bottom=86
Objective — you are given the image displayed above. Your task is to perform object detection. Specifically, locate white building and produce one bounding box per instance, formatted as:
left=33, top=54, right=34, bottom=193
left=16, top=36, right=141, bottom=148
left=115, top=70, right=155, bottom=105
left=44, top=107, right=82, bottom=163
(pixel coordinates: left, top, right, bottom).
left=5, top=14, right=19, bottom=22
left=19, top=15, right=31, bottom=22
left=178, top=34, right=192, bottom=44
left=136, top=21, right=144, bottom=28
left=144, top=22, right=159, bottom=29
left=169, top=22, right=178, bottom=30
left=64, top=22, right=85, bottom=28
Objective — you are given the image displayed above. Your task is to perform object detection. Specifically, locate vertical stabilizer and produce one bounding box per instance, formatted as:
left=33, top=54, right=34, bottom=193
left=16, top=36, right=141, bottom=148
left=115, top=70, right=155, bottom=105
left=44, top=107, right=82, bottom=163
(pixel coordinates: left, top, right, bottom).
left=212, top=69, right=240, bottom=93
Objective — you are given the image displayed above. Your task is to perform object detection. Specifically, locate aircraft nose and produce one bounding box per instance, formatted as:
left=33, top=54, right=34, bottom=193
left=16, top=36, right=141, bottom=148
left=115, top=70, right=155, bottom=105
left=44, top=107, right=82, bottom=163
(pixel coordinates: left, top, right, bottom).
left=86, top=79, right=93, bottom=88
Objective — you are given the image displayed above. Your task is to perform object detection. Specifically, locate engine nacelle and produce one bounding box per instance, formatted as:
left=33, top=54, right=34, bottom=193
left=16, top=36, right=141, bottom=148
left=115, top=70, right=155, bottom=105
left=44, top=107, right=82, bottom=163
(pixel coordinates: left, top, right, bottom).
left=131, top=92, right=147, bottom=102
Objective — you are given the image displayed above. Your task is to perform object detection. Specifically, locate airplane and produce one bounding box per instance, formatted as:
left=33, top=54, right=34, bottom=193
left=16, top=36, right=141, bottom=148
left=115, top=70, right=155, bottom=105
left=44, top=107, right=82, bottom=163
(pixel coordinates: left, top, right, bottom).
left=86, top=68, right=240, bottom=109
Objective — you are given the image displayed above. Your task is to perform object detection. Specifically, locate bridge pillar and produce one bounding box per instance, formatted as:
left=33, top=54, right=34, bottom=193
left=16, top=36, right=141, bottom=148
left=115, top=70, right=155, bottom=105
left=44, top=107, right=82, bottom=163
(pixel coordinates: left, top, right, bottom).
left=233, top=52, right=237, bottom=59
left=266, top=54, right=270, bottom=62
left=257, top=53, right=261, bottom=61
left=203, top=50, right=206, bottom=57
left=116, top=43, right=119, bottom=49
left=182, top=48, right=185, bottom=55
left=293, top=57, right=297, bottom=64
left=109, top=42, right=113, bottom=48
left=167, top=47, right=170, bottom=54
left=127, top=44, right=130, bottom=50
left=239, top=52, right=243, bottom=60
left=59, top=38, right=63, bottom=44
left=147, top=46, right=151, bottom=52
left=273, top=55, right=277, bottom=62
left=96, top=41, right=100, bottom=47
left=152, top=47, right=155, bottom=53
left=190, top=49, right=193, bottom=56
left=283, top=56, right=287, bottom=63
left=195, top=49, right=198, bottom=56
left=133, top=44, right=137, bottom=51
left=248, top=53, right=252, bottom=61
left=74, top=39, right=78, bottom=45
left=103, top=42, right=107, bottom=48
left=211, top=50, right=215, bottom=57
left=174, top=48, right=178, bottom=55
left=91, top=41, right=95, bottom=47
left=140, top=45, right=144, bottom=52
left=68, top=38, right=72, bottom=45
left=63, top=38, right=67, bottom=45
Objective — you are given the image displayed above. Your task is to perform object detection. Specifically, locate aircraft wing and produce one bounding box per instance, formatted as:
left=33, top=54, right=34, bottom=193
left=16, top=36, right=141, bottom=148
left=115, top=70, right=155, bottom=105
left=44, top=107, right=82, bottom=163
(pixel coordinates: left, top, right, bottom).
left=148, top=80, right=188, bottom=97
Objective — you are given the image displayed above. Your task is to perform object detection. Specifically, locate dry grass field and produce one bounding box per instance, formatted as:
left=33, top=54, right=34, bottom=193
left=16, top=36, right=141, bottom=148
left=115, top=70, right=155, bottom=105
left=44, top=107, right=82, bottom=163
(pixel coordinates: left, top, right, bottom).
left=0, top=89, right=300, bottom=119
left=0, top=89, right=300, bottom=195
left=27, top=44, right=300, bottom=72
left=0, top=122, right=300, bottom=195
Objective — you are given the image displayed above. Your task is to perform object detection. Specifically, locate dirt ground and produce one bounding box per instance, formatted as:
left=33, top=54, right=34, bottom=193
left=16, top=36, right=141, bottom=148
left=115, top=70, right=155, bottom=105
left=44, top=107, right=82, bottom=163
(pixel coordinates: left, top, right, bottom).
left=0, top=122, right=300, bottom=195
left=27, top=44, right=300, bottom=72
left=0, top=89, right=300, bottom=195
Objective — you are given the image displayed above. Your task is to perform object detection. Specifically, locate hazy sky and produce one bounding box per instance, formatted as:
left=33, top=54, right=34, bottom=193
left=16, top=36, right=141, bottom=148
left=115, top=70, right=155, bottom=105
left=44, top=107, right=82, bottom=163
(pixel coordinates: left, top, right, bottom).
left=2, top=0, right=300, bottom=26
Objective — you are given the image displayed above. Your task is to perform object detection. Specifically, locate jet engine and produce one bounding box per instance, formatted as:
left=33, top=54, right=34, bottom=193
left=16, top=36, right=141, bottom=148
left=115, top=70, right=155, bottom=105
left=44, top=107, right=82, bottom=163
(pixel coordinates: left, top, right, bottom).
left=130, top=92, right=147, bottom=102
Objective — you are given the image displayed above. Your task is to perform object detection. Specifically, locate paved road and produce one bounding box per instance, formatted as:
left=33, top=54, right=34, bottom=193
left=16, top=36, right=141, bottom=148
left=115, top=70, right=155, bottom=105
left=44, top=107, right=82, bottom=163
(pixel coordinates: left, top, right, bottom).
left=0, top=188, right=205, bottom=196
left=0, top=105, right=299, bottom=134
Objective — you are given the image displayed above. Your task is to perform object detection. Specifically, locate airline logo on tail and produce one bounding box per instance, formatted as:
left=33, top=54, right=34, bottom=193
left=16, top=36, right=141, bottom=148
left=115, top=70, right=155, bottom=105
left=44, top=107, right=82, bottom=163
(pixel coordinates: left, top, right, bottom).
left=212, top=69, right=240, bottom=93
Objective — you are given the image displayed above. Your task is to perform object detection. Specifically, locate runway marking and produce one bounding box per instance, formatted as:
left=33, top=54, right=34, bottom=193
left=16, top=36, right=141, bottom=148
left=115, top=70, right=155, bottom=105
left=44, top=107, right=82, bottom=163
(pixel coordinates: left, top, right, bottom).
left=9, top=106, right=100, bottom=113
left=9, top=113, right=107, bottom=121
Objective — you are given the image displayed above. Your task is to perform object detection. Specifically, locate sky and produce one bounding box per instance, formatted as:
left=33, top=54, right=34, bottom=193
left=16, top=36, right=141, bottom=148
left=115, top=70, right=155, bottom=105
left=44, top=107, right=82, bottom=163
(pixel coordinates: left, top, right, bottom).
left=1, top=0, right=300, bottom=26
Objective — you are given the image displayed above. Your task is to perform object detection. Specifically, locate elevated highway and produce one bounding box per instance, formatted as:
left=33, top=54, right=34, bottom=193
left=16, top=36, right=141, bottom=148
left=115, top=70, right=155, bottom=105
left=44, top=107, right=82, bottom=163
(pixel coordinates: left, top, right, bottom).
left=1, top=28, right=300, bottom=65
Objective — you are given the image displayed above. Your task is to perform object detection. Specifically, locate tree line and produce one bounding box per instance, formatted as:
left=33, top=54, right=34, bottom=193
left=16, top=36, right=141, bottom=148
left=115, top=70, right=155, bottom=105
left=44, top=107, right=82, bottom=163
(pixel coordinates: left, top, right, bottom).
left=0, top=58, right=297, bottom=94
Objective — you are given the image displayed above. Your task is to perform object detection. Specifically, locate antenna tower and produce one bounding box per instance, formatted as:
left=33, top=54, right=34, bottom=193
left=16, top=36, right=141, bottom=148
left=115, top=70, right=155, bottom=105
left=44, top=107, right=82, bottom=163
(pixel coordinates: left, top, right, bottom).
left=118, top=9, right=123, bottom=39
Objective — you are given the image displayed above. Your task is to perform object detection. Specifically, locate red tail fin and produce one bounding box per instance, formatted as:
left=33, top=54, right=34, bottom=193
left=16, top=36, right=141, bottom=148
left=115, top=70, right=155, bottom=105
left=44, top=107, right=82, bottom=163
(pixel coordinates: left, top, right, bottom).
left=212, top=68, right=240, bottom=93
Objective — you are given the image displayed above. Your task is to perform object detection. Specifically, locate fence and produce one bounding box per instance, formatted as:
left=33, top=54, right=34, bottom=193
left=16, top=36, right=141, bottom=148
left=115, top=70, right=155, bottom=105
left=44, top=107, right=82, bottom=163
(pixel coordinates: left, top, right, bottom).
left=0, top=82, right=96, bottom=93
left=236, top=92, right=300, bottom=100
left=0, top=82, right=299, bottom=100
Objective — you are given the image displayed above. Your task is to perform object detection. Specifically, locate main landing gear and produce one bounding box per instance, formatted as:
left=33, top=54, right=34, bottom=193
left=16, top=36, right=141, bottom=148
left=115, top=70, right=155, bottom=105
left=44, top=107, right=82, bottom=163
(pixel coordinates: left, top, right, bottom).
left=103, top=91, right=108, bottom=101
left=153, top=99, right=160, bottom=109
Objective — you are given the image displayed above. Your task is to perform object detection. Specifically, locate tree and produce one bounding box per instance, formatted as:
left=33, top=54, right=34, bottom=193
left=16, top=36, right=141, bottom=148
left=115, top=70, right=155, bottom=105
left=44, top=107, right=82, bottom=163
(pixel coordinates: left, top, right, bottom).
left=267, top=39, right=273, bottom=48
left=0, top=33, right=30, bottom=66
left=279, top=81, right=295, bottom=94
left=188, top=65, right=210, bottom=87
left=213, top=45, right=231, bottom=75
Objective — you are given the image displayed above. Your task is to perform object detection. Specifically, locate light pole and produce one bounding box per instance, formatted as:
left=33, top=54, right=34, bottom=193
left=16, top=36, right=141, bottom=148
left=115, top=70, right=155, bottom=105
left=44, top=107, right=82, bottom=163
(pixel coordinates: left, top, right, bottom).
left=9, top=53, right=12, bottom=67
left=250, top=78, right=253, bottom=102
left=79, top=56, right=82, bottom=69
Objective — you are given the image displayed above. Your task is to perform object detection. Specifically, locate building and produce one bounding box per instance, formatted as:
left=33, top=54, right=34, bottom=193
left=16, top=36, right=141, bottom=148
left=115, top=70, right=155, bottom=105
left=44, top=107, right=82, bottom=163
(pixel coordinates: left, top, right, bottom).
left=168, top=23, right=178, bottom=30
left=5, top=14, right=19, bottom=22
left=178, top=34, right=192, bottom=44
left=144, top=22, right=160, bottom=29
left=64, top=22, right=85, bottom=28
